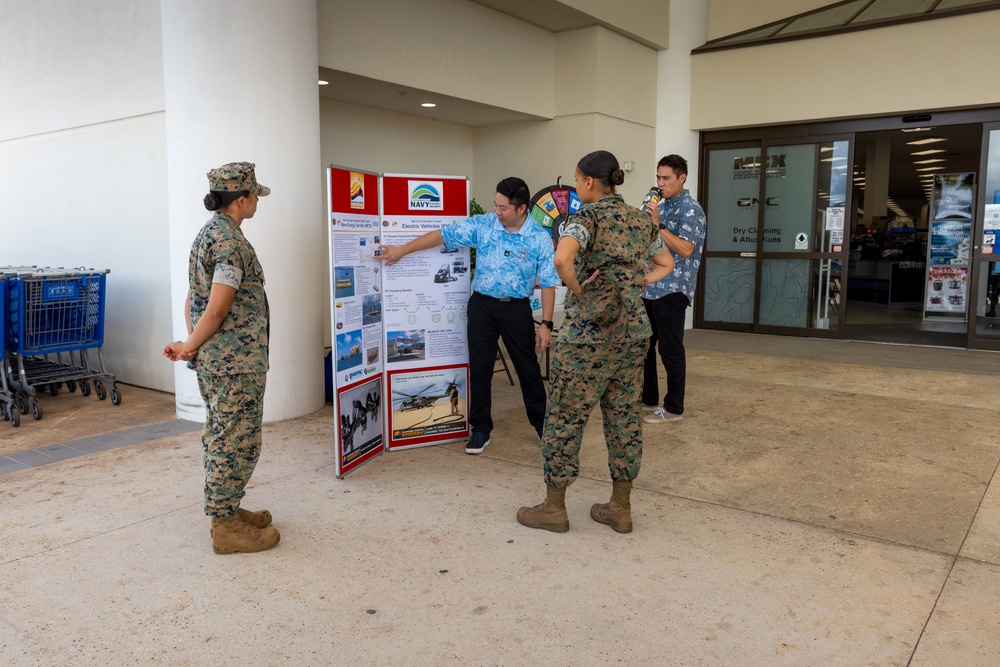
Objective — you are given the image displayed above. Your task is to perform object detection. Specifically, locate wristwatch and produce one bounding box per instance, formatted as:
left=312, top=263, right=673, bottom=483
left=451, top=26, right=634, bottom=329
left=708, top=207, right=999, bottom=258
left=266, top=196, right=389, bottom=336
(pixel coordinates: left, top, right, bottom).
left=540, top=320, right=554, bottom=330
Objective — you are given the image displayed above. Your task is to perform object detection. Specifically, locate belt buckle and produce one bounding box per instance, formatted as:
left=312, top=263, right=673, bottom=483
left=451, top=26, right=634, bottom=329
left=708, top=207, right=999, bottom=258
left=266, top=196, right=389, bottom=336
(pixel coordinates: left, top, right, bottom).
left=498, top=297, right=511, bottom=302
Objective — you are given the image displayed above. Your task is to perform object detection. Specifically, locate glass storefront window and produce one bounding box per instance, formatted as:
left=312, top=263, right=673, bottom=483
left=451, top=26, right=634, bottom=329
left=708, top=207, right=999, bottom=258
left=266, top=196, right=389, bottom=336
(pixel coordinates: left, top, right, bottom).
left=974, top=261, right=1000, bottom=339
left=759, top=258, right=842, bottom=330
left=702, top=257, right=755, bottom=324
left=705, top=147, right=762, bottom=253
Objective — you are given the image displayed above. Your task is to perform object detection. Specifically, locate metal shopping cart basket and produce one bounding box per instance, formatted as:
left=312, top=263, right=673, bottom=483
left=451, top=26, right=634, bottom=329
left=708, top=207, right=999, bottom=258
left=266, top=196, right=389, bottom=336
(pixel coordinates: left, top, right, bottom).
left=4, top=267, right=121, bottom=420
left=0, top=273, right=20, bottom=426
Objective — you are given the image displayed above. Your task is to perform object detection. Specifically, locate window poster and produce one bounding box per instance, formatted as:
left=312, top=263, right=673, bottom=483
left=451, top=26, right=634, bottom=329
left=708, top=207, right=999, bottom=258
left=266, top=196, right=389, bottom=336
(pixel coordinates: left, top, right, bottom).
left=328, top=166, right=385, bottom=477
left=380, top=174, right=471, bottom=450
left=925, top=266, right=969, bottom=313
left=924, top=173, right=975, bottom=319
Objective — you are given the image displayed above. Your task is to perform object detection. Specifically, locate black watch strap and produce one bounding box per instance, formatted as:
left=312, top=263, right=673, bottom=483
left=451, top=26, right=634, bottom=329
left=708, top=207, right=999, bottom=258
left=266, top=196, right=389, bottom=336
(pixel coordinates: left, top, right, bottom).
left=540, top=319, right=554, bottom=329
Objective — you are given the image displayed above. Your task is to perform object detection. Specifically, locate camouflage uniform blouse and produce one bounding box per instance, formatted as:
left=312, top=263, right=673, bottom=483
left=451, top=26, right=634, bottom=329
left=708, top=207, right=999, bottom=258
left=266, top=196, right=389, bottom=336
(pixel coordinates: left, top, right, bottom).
left=186, top=211, right=269, bottom=376
left=559, top=194, right=666, bottom=344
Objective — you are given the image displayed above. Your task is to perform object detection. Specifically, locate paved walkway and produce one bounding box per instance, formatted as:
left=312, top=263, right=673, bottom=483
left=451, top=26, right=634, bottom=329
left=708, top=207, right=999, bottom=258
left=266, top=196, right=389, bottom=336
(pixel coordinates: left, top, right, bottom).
left=2, top=330, right=999, bottom=666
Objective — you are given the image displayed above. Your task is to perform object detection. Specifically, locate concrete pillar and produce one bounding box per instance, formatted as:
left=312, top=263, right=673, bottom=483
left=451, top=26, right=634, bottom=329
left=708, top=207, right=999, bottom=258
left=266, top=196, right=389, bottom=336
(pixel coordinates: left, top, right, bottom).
left=657, top=0, right=708, bottom=195
left=161, top=0, right=325, bottom=422
left=656, top=0, right=708, bottom=329
left=863, top=136, right=891, bottom=228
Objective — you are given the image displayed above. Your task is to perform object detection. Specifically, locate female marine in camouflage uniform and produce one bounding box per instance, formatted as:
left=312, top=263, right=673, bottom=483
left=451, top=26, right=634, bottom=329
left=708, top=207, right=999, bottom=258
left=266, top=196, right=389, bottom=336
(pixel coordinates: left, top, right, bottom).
left=163, top=162, right=280, bottom=555
left=517, top=151, right=675, bottom=534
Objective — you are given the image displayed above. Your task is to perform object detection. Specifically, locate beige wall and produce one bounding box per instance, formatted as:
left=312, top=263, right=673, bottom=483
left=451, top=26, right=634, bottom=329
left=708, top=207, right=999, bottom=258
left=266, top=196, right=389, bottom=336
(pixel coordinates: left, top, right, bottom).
left=320, top=100, right=474, bottom=177
left=692, top=10, right=1000, bottom=130
left=317, top=0, right=556, bottom=119
left=555, top=26, right=658, bottom=125
left=0, top=0, right=173, bottom=392
left=561, top=0, right=669, bottom=49
left=0, top=0, right=164, bottom=141
left=471, top=114, right=654, bottom=209
left=706, top=0, right=830, bottom=41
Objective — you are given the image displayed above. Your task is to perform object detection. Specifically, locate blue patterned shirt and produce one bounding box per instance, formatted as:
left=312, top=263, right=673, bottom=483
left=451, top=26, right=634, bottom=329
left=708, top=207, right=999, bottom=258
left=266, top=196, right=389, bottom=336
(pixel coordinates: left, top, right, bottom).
left=642, top=189, right=706, bottom=301
left=441, top=212, right=559, bottom=298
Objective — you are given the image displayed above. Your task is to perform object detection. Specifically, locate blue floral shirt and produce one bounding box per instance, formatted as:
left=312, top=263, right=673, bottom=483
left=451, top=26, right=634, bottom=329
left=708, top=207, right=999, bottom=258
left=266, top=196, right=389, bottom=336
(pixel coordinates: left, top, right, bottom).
left=642, top=189, right=706, bottom=301
left=441, top=212, right=559, bottom=298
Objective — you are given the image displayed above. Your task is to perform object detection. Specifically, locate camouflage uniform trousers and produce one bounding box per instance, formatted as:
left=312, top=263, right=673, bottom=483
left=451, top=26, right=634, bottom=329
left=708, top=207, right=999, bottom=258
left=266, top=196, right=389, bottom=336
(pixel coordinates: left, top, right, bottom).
left=541, top=338, right=646, bottom=488
left=197, top=372, right=267, bottom=518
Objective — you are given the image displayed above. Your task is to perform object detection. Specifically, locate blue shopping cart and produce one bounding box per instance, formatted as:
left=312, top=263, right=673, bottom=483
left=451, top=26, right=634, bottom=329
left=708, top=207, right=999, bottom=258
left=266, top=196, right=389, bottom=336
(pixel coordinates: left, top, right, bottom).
left=0, top=273, right=19, bottom=426
left=4, top=267, right=120, bottom=420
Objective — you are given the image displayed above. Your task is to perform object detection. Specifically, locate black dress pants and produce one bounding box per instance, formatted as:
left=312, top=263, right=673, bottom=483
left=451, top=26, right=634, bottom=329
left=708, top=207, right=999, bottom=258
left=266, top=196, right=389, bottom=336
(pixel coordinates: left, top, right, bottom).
left=467, top=292, right=546, bottom=436
left=641, top=292, right=689, bottom=415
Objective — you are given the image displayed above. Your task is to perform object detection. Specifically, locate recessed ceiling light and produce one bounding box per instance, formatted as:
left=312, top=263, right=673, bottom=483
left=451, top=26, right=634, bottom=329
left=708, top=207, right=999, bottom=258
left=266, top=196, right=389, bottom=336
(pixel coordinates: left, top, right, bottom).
left=907, top=137, right=947, bottom=145
left=916, top=166, right=945, bottom=171
left=318, top=80, right=329, bottom=85
left=901, top=127, right=932, bottom=132
left=911, top=149, right=946, bottom=156
left=421, top=102, right=437, bottom=108
left=914, top=158, right=946, bottom=164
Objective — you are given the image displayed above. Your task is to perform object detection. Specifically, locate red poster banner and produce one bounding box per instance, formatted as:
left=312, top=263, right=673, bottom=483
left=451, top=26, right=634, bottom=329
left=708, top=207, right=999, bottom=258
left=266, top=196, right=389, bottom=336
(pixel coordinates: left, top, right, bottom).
left=330, top=167, right=379, bottom=216
left=381, top=175, right=469, bottom=217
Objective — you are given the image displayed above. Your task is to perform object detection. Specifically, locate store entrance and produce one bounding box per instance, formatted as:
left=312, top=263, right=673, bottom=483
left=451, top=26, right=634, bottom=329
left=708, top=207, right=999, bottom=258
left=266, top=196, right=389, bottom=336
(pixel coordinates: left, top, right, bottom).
left=844, top=124, right=982, bottom=347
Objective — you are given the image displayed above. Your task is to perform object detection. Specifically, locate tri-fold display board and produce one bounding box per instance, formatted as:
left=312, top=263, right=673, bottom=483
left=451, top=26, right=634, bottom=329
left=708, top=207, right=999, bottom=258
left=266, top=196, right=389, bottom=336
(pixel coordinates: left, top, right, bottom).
left=327, top=167, right=470, bottom=477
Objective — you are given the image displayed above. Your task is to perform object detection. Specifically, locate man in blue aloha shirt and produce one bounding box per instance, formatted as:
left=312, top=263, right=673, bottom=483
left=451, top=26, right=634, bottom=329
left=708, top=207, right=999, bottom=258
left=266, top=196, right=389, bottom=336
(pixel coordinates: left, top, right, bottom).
left=381, top=177, right=559, bottom=454
left=640, top=155, right=706, bottom=424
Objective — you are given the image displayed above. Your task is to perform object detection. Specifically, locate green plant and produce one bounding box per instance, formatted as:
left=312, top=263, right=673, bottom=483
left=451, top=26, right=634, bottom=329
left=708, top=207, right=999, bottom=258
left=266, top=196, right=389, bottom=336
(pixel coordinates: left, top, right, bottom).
left=469, top=199, right=483, bottom=274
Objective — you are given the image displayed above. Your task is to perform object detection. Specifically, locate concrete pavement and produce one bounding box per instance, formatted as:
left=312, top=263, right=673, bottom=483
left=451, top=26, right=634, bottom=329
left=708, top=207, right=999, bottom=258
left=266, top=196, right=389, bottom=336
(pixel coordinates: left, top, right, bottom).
left=2, top=330, right=1000, bottom=666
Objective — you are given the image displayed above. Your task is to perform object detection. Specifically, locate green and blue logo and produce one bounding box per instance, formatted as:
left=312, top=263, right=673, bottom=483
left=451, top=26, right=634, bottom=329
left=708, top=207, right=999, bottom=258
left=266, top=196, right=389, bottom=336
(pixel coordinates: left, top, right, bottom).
left=408, top=180, right=443, bottom=210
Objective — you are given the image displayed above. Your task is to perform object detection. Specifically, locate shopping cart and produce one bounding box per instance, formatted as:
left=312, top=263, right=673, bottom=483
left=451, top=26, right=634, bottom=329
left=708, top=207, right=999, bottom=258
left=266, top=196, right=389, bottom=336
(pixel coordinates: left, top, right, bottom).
left=0, top=273, right=19, bottom=427
left=4, top=267, right=121, bottom=419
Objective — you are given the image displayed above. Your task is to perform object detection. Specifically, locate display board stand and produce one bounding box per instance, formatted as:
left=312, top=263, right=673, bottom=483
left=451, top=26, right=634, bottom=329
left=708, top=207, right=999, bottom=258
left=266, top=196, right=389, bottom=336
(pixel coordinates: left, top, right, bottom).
left=380, top=174, right=471, bottom=450
left=327, top=169, right=473, bottom=476
left=328, top=166, right=386, bottom=477
left=924, top=172, right=975, bottom=321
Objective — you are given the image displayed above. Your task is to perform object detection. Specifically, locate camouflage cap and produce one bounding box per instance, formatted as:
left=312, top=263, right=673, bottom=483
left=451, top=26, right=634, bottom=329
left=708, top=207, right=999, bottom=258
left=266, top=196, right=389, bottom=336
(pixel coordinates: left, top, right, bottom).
left=206, top=162, right=271, bottom=196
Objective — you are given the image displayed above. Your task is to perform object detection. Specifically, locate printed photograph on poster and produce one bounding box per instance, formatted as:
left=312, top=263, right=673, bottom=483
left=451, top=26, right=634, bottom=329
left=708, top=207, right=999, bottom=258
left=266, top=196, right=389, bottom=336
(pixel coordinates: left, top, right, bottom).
left=387, top=329, right=426, bottom=362
left=929, top=220, right=971, bottom=265
left=931, top=173, right=974, bottom=220
left=389, top=367, right=467, bottom=443
left=335, top=329, right=363, bottom=371
left=926, top=266, right=968, bottom=313
left=362, top=293, right=382, bottom=325
left=338, top=377, right=383, bottom=466
left=334, top=266, right=355, bottom=297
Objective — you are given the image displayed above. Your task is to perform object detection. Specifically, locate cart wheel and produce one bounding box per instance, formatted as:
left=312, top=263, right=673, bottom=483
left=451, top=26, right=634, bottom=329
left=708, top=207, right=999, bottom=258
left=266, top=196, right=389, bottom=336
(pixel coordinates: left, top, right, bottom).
left=110, top=387, right=122, bottom=406
left=67, top=380, right=77, bottom=393
left=10, top=409, right=19, bottom=428
left=80, top=380, right=91, bottom=397
left=31, top=400, right=42, bottom=421
left=49, top=384, right=59, bottom=397
left=96, top=382, right=107, bottom=401
left=16, top=393, right=29, bottom=415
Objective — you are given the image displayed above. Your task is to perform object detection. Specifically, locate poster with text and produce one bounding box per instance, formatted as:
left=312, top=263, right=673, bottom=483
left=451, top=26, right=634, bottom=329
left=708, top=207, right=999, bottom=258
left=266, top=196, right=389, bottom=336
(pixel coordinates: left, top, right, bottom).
left=925, top=265, right=969, bottom=314
left=381, top=174, right=471, bottom=449
left=329, top=166, right=385, bottom=476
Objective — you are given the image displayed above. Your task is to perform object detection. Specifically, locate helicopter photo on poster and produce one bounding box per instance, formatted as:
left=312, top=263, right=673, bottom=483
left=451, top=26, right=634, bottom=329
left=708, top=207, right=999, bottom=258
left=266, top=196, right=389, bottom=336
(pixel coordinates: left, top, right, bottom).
left=387, top=364, right=469, bottom=449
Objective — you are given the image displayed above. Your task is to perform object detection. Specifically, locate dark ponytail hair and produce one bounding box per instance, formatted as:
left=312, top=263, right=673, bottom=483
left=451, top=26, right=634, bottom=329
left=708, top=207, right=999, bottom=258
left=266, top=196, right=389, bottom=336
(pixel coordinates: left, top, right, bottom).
left=577, top=150, right=625, bottom=190
left=204, top=190, right=250, bottom=211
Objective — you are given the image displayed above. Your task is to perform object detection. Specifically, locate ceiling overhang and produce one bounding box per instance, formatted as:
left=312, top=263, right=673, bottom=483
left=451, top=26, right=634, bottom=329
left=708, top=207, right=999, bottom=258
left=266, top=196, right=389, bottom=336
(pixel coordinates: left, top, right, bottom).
left=318, top=68, right=548, bottom=128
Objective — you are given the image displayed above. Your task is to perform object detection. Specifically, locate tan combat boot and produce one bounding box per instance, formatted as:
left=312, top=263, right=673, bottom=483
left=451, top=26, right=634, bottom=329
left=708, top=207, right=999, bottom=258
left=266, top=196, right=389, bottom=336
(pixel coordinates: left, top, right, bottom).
left=591, top=479, right=633, bottom=533
left=208, top=508, right=273, bottom=535
left=211, top=513, right=281, bottom=554
left=517, top=485, right=570, bottom=532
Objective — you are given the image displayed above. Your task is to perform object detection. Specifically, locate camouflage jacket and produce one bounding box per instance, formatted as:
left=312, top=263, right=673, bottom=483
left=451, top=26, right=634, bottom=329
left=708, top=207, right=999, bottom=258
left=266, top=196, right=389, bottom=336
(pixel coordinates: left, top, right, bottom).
left=560, top=194, right=666, bottom=344
left=186, top=212, right=269, bottom=376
